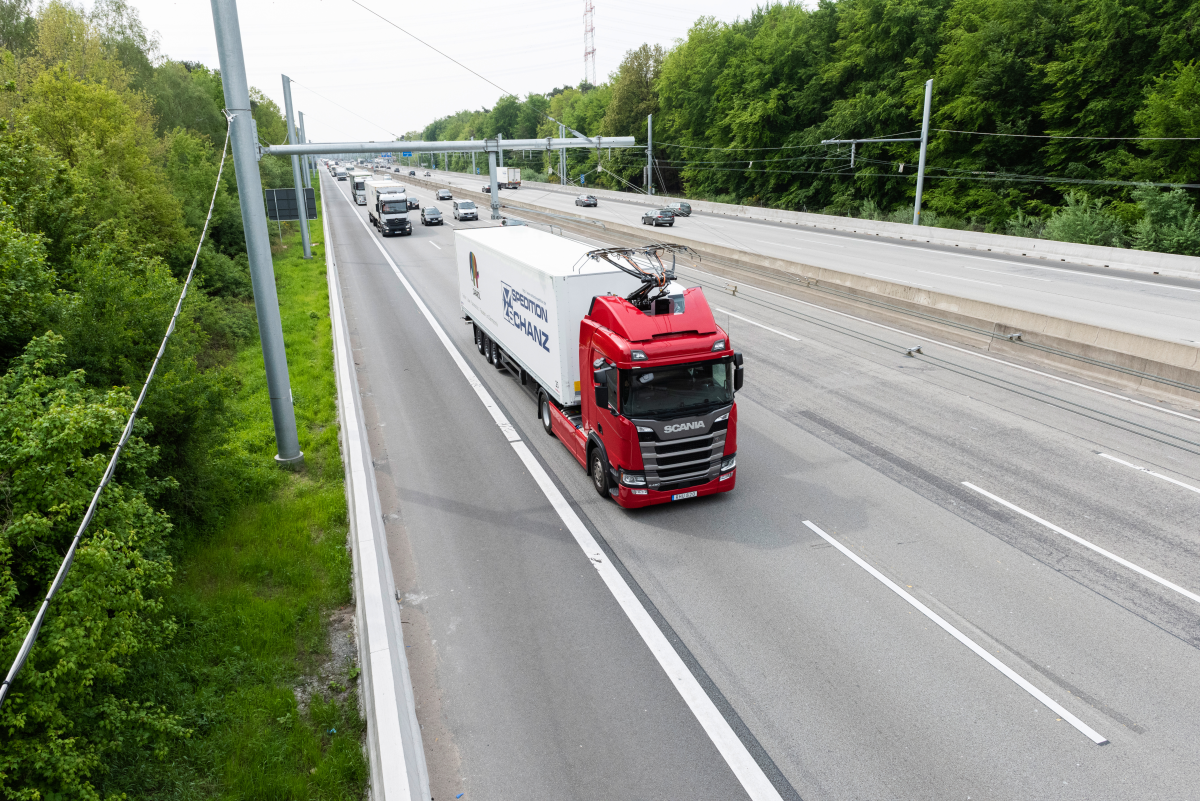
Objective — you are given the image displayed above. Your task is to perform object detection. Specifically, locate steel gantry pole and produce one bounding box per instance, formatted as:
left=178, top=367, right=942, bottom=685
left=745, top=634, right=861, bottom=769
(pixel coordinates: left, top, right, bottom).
left=559, top=123, right=566, bottom=186
left=498, top=132, right=504, bottom=168
left=471, top=135, right=476, bottom=174
left=487, top=146, right=501, bottom=220
left=647, top=113, right=654, bottom=195
left=210, top=0, right=302, bottom=466
left=298, top=111, right=311, bottom=189
left=281, top=75, right=312, bottom=259
left=913, top=78, right=933, bottom=226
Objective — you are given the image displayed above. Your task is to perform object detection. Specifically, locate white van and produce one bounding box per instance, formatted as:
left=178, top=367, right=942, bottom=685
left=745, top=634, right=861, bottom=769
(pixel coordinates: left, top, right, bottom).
left=453, top=200, right=478, bottom=221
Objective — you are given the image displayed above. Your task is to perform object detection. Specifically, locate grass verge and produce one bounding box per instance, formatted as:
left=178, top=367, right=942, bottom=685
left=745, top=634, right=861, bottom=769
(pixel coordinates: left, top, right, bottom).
left=112, top=184, right=369, bottom=799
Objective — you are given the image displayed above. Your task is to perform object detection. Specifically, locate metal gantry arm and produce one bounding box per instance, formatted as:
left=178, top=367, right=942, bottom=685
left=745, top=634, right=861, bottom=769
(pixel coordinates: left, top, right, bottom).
left=263, top=136, right=636, bottom=158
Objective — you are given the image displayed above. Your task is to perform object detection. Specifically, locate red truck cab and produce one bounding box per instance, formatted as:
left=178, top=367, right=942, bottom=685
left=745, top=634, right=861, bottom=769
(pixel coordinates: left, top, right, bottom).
left=545, top=286, right=742, bottom=508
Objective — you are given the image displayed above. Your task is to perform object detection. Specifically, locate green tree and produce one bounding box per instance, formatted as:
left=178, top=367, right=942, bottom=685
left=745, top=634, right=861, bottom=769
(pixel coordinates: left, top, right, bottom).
left=0, top=334, right=183, bottom=801
left=0, top=207, right=54, bottom=360
left=0, top=0, right=37, bottom=55
left=1131, top=184, right=1200, bottom=256
left=1135, top=61, right=1200, bottom=184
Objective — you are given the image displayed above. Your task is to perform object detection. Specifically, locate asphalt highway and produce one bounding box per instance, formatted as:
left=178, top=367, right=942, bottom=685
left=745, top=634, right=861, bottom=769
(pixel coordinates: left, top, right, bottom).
left=398, top=166, right=1200, bottom=347
left=322, top=168, right=1200, bottom=801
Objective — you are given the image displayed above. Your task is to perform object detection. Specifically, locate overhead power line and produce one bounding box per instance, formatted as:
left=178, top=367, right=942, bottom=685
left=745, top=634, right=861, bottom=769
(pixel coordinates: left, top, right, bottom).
left=934, top=129, right=1200, bottom=141
left=0, top=118, right=234, bottom=710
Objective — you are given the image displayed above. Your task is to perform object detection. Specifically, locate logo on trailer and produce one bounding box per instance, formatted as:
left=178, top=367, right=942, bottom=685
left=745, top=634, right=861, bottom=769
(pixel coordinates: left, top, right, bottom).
left=469, top=252, right=480, bottom=298
left=663, top=421, right=705, bottom=433
left=501, top=282, right=551, bottom=353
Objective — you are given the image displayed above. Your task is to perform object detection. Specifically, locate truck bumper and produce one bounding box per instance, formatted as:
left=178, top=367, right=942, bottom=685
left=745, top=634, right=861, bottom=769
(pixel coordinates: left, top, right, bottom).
left=614, top=469, right=735, bottom=508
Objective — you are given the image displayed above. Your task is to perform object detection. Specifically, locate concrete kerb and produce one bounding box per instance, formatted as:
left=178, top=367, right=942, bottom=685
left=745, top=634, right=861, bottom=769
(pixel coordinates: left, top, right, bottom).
left=388, top=171, right=1200, bottom=406
left=322, top=183, right=430, bottom=801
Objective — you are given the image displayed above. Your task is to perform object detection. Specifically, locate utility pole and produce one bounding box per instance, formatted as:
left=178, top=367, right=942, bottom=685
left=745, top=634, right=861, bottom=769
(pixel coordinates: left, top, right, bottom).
left=281, top=75, right=312, bottom=259
left=487, top=146, right=501, bottom=220
left=913, top=78, right=933, bottom=226
left=210, top=0, right=302, bottom=467
left=498, top=132, right=504, bottom=168
left=298, top=111, right=311, bottom=189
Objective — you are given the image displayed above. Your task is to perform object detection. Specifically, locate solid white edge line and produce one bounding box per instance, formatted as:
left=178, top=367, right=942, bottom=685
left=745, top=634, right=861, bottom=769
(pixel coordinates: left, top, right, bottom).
left=1098, top=452, right=1200, bottom=496
left=681, top=265, right=1200, bottom=425
left=713, top=307, right=801, bottom=341
left=801, top=521, right=1108, bottom=745
left=336, top=184, right=785, bottom=801
left=961, top=482, right=1200, bottom=606
left=324, top=179, right=426, bottom=800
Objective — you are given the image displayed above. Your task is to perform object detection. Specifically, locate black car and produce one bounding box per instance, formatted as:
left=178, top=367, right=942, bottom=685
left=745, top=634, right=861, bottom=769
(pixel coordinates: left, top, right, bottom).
left=408, top=170, right=416, bottom=176
left=421, top=206, right=443, bottom=225
left=436, top=189, right=453, bottom=200
left=575, top=194, right=598, bottom=207
left=481, top=184, right=494, bottom=193
left=407, top=196, right=420, bottom=210
left=665, top=201, right=692, bottom=217
left=642, top=208, right=675, bottom=227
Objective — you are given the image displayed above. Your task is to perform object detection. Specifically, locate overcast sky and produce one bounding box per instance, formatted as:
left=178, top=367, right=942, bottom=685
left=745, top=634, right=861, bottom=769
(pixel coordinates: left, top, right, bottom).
left=100, top=0, right=786, bottom=143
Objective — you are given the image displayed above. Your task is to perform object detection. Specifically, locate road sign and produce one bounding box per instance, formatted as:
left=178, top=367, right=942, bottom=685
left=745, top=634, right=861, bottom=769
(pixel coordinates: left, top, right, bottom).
left=402, top=152, right=413, bottom=157
left=264, top=187, right=318, bottom=221
left=381, top=152, right=392, bottom=157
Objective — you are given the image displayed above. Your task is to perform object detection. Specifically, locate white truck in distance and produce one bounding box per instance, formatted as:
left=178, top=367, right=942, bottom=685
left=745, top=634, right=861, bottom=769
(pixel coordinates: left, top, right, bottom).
left=366, top=180, right=411, bottom=237
left=348, top=170, right=371, bottom=204
left=496, top=167, right=521, bottom=189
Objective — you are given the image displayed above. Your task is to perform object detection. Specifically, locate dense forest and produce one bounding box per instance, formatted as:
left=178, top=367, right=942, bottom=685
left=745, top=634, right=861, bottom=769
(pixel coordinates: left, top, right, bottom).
left=0, top=0, right=315, bottom=796
left=418, top=0, right=1200, bottom=252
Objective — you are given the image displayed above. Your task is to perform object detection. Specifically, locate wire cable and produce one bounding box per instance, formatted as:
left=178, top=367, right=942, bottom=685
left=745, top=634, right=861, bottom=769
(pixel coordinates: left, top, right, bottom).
left=288, top=78, right=400, bottom=139
left=0, top=117, right=234, bottom=710
left=934, top=129, right=1200, bottom=141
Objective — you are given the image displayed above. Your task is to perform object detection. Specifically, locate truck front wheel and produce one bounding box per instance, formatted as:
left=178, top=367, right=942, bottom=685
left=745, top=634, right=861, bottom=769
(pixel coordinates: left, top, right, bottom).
left=540, top=393, right=555, bottom=438
left=474, top=325, right=484, bottom=354
left=590, top=450, right=610, bottom=497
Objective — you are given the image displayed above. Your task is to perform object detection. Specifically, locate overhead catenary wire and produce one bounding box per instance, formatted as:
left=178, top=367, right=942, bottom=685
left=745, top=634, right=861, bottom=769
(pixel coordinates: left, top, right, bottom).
left=0, top=116, right=234, bottom=710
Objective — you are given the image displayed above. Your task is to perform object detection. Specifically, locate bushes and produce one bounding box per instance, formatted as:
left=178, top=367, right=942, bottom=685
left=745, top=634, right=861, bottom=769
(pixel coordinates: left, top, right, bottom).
left=0, top=334, right=183, bottom=801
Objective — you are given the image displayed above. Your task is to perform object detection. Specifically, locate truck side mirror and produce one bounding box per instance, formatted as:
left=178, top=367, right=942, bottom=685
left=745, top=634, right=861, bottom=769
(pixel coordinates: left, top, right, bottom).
left=733, top=352, right=744, bottom=392
left=594, top=385, right=609, bottom=409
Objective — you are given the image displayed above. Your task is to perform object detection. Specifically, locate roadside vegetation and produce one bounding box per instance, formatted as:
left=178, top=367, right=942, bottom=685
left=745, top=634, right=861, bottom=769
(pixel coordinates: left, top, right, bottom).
left=0, top=1, right=365, bottom=797
left=413, top=0, right=1200, bottom=254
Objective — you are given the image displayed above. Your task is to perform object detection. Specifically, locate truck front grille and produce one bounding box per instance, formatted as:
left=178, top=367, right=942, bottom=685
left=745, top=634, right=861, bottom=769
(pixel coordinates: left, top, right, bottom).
left=637, top=426, right=727, bottom=491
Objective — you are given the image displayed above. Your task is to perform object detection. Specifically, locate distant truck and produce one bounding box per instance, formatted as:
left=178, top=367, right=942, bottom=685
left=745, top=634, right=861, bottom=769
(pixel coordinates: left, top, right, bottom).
left=365, top=179, right=411, bottom=237
left=495, top=166, right=521, bottom=189
left=457, top=227, right=741, bottom=507
left=335, top=166, right=348, bottom=181
left=347, top=170, right=371, bottom=204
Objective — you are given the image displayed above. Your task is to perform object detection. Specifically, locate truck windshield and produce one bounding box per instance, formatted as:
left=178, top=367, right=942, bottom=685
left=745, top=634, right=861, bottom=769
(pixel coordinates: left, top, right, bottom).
left=381, top=202, right=406, bottom=213
left=620, top=359, right=733, bottom=418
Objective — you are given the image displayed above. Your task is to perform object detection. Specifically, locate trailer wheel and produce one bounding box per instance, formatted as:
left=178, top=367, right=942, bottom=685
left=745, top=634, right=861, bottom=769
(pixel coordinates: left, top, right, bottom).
left=474, top=325, right=484, bottom=354
left=540, top=393, right=555, bottom=438
left=492, top=345, right=506, bottom=370
left=590, top=450, right=610, bottom=497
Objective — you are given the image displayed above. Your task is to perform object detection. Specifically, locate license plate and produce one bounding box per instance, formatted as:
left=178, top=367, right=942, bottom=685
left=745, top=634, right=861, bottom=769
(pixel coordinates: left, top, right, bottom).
left=671, top=491, right=698, bottom=501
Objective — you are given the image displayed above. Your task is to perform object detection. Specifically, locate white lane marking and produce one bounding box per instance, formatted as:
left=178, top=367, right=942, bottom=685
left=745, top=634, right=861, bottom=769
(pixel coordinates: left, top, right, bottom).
left=336, top=187, right=785, bottom=801
left=918, top=270, right=1004, bottom=287
left=680, top=266, right=1200, bottom=425
left=963, top=265, right=1052, bottom=282
left=865, top=271, right=934, bottom=288
left=714, top=307, right=801, bottom=341
left=802, top=520, right=1108, bottom=745
left=429, top=241, right=441, bottom=250
left=1097, top=453, right=1200, bottom=496
left=962, top=482, right=1200, bottom=606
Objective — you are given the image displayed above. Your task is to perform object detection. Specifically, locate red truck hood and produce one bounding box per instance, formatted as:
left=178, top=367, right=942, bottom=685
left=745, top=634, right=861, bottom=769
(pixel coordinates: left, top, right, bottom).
left=586, top=288, right=717, bottom=343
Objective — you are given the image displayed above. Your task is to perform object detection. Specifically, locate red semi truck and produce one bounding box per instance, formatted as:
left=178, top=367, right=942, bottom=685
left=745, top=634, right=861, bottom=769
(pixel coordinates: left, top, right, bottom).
left=457, top=227, right=741, bottom=508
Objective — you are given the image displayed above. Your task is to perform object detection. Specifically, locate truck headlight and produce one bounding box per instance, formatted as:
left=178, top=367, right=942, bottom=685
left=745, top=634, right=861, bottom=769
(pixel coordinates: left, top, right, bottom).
left=720, top=454, right=736, bottom=472
left=631, top=350, right=647, bottom=361
left=620, top=470, right=647, bottom=487
left=712, top=339, right=726, bottom=351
